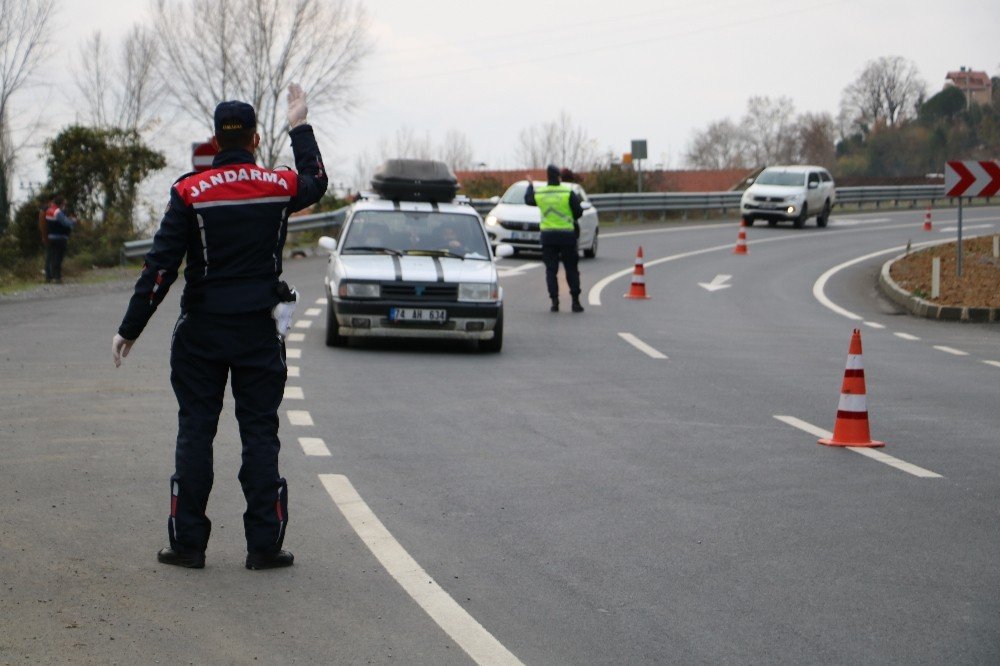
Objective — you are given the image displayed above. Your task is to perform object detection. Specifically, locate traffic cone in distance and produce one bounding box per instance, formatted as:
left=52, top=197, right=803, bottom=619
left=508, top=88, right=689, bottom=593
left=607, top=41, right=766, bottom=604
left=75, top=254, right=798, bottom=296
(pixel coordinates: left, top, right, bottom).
left=923, top=205, right=932, bottom=232
left=818, top=328, right=885, bottom=448
left=623, top=246, right=651, bottom=299
left=733, top=219, right=749, bottom=255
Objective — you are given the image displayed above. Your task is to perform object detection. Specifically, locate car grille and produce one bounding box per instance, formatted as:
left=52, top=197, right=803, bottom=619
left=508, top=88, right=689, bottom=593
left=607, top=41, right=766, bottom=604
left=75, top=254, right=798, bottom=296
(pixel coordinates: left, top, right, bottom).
left=381, top=283, right=458, bottom=301
left=499, top=221, right=539, bottom=231
left=753, top=195, right=785, bottom=203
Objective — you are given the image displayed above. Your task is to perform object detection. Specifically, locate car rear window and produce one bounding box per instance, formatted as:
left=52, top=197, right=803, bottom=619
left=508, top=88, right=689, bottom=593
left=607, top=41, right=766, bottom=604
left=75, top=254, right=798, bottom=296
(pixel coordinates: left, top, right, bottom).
left=756, top=171, right=806, bottom=186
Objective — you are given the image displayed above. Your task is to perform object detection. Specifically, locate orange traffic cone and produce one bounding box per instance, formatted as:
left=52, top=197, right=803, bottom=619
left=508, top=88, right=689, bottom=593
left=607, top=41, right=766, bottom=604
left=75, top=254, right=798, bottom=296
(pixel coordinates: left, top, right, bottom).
left=923, top=205, right=932, bottom=232
left=623, top=246, right=651, bottom=299
left=733, top=219, right=749, bottom=255
left=818, top=329, right=884, bottom=448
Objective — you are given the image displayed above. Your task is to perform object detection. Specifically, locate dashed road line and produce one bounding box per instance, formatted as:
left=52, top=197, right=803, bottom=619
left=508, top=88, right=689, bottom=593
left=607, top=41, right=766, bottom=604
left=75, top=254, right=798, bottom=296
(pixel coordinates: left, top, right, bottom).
left=863, top=321, right=886, bottom=329
left=984, top=360, right=1000, bottom=369
left=304, top=307, right=321, bottom=316
left=284, top=386, right=304, bottom=400
left=287, top=410, right=313, bottom=426
left=298, top=437, right=331, bottom=457
left=287, top=366, right=300, bottom=377
left=294, top=319, right=313, bottom=329
left=287, top=332, right=305, bottom=342
left=314, top=297, right=325, bottom=305
left=319, top=474, right=524, bottom=666
left=618, top=332, right=668, bottom=359
left=933, top=345, right=969, bottom=356
left=774, top=415, right=942, bottom=478
left=286, top=348, right=302, bottom=359
left=893, top=332, right=920, bottom=341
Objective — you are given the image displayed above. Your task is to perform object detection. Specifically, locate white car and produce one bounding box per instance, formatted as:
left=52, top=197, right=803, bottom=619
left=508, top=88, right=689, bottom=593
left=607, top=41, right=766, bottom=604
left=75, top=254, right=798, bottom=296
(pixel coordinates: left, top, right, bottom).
left=318, top=160, right=511, bottom=352
left=740, top=165, right=835, bottom=228
left=483, top=180, right=600, bottom=257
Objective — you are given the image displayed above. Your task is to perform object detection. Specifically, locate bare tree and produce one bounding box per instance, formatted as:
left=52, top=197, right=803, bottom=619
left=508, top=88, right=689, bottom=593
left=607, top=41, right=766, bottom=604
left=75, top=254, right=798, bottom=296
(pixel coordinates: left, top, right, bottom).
left=152, top=0, right=371, bottom=168
left=439, top=129, right=474, bottom=172
left=516, top=111, right=598, bottom=171
left=742, top=96, right=798, bottom=166
left=841, top=56, right=925, bottom=134
left=685, top=119, right=748, bottom=169
left=796, top=112, right=837, bottom=168
left=0, top=0, right=55, bottom=231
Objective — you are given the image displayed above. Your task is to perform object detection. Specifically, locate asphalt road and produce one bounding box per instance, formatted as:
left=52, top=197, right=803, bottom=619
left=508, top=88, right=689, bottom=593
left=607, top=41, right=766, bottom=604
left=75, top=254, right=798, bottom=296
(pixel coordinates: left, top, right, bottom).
left=1, top=206, right=998, bottom=664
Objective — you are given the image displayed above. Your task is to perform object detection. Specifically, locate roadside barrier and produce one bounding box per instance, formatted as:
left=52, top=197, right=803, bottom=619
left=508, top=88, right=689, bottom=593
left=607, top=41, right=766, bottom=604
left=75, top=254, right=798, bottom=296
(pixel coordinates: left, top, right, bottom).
left=819, top=329, right=885, bottom=448
left=623, top=246, right=651, bottom=299
left=923, top=205, right=933, bottom=232
left=733, top=219, right=748, bottom=255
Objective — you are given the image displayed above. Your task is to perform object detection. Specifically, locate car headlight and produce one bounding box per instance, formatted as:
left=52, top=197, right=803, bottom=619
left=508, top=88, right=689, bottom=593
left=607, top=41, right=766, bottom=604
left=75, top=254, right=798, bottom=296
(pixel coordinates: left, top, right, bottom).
left=458, top=282, right=498, bottom=302
left=338, top=282, right=380, bottom=298
left=485, top=215, right=500, bottom=227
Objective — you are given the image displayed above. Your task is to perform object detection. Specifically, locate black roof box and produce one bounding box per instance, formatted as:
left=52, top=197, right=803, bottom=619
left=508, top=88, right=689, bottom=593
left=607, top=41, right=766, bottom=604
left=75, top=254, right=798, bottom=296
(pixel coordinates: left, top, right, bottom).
left=371, top=159, right=459, bottom=203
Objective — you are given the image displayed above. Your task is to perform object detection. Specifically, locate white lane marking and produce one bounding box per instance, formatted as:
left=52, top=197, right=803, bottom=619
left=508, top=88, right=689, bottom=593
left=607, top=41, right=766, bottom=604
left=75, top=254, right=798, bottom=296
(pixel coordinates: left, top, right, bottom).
left=697, top=274, right=732, bottom=292
left=287, top=332, right=305, bottom=342
left=284, top=386, right=304, bottom=400
left=287, top=366, right=300, bottom=377
left=497, top=263, right=541, bottom=277
left=304, top=307, right=321, bottom=316
left=984, top=360, right=1000, bottom=368
left=298, top=437, right=331, bottom=456
left=601, top=222, right=726, bottom=238
left=319, top=474, right=524, bottom=666
left=828, top=217, right=892, bottom=226
left=773, top=415, right=942, bottom=478
left=294, top=319, right=313, bottom=329
left=863, top=321, right=886, bottom=329
left=286, top=348, right=302, bottom=359
left=618, top=332, right=668, bottom=359
left=937, top=224, right=995, bottom=233
left=893, top=332, right=920, bottom=341
left=314, top=297, right=325, bottom=305
left=287, top=410, right=313, bottom=426
left=934, top=345, right=969, bottom=356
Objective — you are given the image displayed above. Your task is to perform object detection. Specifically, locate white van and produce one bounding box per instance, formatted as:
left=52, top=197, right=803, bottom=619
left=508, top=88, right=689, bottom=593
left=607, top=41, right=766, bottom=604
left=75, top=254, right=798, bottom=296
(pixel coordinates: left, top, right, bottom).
left=740, top=165, right=835, bottom=228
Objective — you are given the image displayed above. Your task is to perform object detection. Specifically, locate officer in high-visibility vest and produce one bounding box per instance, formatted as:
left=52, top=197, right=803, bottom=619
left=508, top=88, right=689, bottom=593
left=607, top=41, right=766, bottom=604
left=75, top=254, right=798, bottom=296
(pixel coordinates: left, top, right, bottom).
left=524, top=164, right=585, bottom=312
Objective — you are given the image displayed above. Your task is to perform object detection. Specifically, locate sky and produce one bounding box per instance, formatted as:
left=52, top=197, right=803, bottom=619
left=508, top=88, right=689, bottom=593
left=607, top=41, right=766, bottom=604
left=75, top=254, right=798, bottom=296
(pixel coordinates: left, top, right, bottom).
left=11, top=0, right=1000, bottom=209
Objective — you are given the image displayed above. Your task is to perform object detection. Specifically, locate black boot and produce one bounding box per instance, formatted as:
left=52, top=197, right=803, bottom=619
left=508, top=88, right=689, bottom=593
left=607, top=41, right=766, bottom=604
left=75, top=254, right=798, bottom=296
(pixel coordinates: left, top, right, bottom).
left=157, top=546, right=205, bottom=569
left=550, top=298, right=559, bottom=312
left=571, top=297, right=584, bottom=313
left=246, top=550, right=294, bottom=570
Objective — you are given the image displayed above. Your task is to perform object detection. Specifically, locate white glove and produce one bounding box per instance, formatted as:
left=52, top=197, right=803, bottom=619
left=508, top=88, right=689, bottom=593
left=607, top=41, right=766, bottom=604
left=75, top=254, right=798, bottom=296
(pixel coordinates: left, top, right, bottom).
left=272, top=287, right=299, bottom=338
left=287, top=83, right=308, bottom=128
left=112, top=334, right=135, bottom=368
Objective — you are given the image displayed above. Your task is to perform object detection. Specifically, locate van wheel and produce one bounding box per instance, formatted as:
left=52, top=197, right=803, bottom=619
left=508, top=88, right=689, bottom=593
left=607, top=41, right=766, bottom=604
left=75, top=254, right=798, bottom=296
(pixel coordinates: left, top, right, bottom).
left=793, top=203, right=808, bottom=228
left=583, top=230, right=598, bottom=258
left=325, top=297, right=347, bottom=347
left=816, top=200, right=831, bottom=227
left=479, top=309, right=503, bottom=353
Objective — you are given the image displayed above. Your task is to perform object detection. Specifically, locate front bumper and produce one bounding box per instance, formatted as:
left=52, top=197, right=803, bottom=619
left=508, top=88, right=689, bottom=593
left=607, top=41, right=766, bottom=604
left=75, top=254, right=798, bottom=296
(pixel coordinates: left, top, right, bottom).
left=333, top=298, right=502, bottom=341
left=741, top=201, right=801, bottom=220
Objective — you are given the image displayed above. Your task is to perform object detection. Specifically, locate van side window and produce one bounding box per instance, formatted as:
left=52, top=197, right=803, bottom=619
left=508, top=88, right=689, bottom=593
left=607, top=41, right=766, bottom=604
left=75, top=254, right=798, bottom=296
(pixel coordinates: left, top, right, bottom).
left=820, top=171, right=832, bottom=183
left=808, top=172, right=820, bottom=185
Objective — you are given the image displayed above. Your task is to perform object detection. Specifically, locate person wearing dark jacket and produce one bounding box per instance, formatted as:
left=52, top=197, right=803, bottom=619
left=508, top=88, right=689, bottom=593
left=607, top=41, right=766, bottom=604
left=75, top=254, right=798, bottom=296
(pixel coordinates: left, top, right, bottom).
left=42, top=196, right=75, bottom=283
left=524, top=164, right=585, bottom=312
left=111, top=84, right=327, bottom=570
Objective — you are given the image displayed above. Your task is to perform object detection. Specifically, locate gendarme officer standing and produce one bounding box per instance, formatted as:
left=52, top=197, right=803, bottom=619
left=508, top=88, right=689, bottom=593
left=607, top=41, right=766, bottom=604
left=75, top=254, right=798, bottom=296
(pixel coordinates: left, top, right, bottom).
left=111, top=84, right=327, bottom=570
left=524, top=164, right=585, bottom=313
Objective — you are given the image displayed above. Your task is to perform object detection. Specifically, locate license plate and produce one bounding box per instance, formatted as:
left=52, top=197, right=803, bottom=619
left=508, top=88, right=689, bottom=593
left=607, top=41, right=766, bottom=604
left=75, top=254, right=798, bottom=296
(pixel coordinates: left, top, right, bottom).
left=389, top=308, right=448, bottom=323
left=510, top=230, right=539, bottom=241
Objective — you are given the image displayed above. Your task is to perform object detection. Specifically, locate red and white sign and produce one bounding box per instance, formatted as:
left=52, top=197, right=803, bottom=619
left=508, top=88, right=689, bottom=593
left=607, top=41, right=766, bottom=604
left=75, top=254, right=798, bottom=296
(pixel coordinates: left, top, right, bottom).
left=945, top=160, right=1000, bottom=197
left=192, top=139, right=218, bottom=172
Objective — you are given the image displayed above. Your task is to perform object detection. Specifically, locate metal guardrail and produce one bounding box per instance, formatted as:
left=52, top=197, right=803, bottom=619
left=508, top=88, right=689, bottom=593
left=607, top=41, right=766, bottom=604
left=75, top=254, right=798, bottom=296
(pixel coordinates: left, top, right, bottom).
left=120, top=185, right=962, bottom=260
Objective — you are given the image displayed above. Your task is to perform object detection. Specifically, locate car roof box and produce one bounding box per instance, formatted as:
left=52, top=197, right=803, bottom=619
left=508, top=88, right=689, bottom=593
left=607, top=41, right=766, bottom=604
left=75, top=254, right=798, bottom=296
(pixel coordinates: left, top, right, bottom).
left=371, top=159, right=459, bottom=203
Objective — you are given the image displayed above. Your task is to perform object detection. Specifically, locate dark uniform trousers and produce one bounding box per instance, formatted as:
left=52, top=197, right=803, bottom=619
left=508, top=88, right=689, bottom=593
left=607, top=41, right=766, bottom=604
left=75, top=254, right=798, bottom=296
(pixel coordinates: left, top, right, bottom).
left=45, top=237, right=68, bottom=282
left=541, top=231, right=581, bottom=299
left=168, top=309, right=288, bottom=555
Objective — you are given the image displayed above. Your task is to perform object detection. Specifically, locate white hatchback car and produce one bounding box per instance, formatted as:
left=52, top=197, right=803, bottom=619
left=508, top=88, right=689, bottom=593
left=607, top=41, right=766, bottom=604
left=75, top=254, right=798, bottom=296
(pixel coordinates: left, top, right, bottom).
left=740, top=165, right=835, bottom=228
left=483, top=180, right=600, bottom=257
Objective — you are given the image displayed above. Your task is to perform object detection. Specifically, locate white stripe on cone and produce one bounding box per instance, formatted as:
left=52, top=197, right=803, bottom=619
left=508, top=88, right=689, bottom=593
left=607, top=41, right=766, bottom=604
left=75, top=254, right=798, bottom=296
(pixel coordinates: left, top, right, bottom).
left=837, top=394, right=869, bottom=412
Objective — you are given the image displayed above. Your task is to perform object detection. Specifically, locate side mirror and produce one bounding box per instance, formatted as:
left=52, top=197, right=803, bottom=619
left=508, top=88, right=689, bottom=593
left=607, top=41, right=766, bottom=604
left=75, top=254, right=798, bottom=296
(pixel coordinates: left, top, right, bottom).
left=808, top=181, right=819, bottom=189
left=581, top=201, right=593, bottom=211
left=494, top=244, right=515, bottom=259
left=318, top=236, right=337, bottom=252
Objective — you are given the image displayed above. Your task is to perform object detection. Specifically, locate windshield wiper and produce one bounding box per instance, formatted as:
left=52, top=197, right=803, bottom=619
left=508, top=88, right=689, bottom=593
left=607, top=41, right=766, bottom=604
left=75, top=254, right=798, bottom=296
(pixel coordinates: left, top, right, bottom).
left=404, top=249, right=464, bottom=259
left=343, top=246, right=402, bottom=256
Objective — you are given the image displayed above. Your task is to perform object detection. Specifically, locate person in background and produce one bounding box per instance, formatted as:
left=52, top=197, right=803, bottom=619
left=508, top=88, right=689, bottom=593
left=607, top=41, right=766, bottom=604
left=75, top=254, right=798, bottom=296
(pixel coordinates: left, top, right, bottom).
left=524, top=165, right=585, bottom=313
left=42, top=196, right=75, bottom=284
left=111, top=84, right=327, bottom=571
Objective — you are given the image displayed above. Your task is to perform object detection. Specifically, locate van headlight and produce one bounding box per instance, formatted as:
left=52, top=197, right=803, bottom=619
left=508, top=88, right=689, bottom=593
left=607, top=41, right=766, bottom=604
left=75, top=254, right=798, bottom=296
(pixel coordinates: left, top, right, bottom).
left=485, top=215, right=500, bottom=227
left=458, top=282, right=497, bottom=302
left=338, top=282, right=380, bottom=298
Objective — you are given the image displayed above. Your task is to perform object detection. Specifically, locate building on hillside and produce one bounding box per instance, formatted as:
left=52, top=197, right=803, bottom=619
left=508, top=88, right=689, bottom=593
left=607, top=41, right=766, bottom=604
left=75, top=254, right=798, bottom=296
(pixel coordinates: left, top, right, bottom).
left=944, top=67, right=993, bottom=107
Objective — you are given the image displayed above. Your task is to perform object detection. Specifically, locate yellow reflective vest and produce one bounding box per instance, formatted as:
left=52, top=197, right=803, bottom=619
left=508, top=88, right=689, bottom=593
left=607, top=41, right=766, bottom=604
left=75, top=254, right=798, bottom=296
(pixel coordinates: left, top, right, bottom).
left=535, top=184, right=575, bottom=232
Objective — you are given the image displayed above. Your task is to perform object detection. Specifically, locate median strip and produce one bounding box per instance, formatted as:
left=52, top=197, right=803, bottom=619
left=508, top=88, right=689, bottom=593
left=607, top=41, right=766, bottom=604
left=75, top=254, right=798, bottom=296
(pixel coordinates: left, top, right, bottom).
left=617, top=332, right=667, bottom=359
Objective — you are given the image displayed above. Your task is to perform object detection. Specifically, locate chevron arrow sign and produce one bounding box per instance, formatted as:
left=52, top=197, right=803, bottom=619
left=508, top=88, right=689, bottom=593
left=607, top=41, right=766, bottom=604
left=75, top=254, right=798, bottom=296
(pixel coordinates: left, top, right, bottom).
left=945, top=160, right=1000, bottom=197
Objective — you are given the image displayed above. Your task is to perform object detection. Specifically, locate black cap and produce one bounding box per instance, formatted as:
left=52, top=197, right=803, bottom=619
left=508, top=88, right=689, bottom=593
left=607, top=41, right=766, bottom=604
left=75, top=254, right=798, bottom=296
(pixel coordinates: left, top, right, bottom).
left=546, top=164, right=560, bottom=180
left=214, top=100, right=256, bottom=135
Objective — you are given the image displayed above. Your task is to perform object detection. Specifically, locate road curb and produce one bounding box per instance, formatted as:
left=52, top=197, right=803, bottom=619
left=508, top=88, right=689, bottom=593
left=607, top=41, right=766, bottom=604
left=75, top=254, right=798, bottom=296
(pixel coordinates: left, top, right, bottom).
left=878, top=254, right=1000, bottom=323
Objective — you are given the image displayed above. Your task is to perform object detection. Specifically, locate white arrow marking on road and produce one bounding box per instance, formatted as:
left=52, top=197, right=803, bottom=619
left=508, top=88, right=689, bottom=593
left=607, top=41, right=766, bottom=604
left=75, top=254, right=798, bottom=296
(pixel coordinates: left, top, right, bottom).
left=697, top=274, right=732, bottom=292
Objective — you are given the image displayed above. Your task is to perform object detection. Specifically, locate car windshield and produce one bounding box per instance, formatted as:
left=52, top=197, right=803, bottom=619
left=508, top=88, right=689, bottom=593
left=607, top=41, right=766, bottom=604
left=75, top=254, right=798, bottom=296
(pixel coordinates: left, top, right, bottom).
left=341, top=210, right=490, bottom=259
left=500, top=182, right=533, bottom=204
left=755, top=170, right=807, bottom=187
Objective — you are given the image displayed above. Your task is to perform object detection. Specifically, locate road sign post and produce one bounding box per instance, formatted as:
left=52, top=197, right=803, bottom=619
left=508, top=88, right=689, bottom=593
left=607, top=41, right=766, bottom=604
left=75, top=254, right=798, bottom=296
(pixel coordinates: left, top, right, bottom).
left=192, top=139, right=218, bottom=173
left=631, top=140, right=647, bottom=194
left=944, top=160, right=1000, bottom=277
